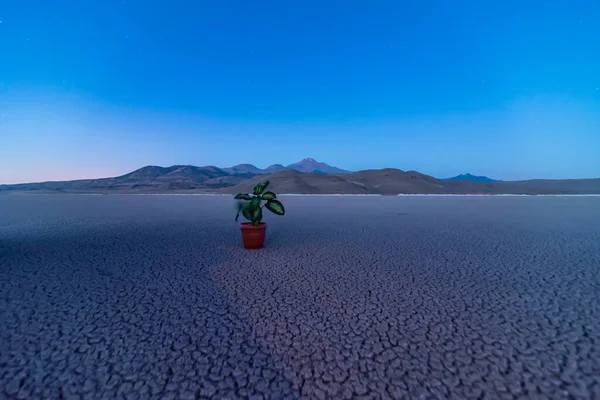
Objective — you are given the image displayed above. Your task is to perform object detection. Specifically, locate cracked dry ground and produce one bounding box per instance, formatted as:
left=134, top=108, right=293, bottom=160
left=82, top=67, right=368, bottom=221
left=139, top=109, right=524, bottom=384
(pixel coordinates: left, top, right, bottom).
left=1, top=195, right=600, bottom=399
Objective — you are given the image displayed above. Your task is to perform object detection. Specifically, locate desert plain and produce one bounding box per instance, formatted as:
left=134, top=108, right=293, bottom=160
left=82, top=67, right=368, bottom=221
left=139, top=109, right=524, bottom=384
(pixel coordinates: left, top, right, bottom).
left=1, top=194, right=599, bottom=399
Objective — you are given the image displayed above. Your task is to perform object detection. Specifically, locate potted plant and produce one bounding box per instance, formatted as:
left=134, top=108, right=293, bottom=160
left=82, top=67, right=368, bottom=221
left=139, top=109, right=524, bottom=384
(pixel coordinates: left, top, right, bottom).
left=234, top=180, right=285, bottom=249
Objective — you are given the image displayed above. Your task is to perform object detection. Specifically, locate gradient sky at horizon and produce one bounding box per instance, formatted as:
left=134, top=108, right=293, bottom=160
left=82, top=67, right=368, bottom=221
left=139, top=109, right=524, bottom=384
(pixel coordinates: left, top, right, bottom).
left=1, top=0, right=599, bottom=184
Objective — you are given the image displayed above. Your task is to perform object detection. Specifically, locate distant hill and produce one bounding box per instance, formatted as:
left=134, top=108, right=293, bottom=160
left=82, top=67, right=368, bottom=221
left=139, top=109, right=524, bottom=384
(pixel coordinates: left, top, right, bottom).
left=492, top=178, right=600, bottom=195
left=222, top=164, right=264, bottom=175
left=443, top=173, right=501, bottom=183
left=218, top=169, right=600, bottom=195
left=220, top=169, right=369, bottom=195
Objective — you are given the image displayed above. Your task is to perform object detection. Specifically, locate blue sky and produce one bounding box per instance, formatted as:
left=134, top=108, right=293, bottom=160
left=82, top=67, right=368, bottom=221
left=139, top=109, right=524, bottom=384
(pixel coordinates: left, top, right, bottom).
left=1, top=0, right=599, bottom=184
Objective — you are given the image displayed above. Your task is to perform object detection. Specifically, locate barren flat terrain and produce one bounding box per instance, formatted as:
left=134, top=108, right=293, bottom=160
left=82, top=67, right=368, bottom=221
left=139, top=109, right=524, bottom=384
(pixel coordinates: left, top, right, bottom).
left=1, top=195, right=599, bottom=399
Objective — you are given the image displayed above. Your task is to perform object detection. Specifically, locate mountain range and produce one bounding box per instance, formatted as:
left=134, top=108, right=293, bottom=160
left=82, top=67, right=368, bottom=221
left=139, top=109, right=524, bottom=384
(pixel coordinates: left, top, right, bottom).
left=1, top=158, right=599, bottom=195
left=223, top=158, right=350, bottom=175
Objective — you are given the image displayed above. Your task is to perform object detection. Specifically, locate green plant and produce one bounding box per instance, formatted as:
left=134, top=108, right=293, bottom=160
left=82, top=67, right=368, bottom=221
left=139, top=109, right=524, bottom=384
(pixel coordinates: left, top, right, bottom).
left=234, top=180, right=285, bottom=226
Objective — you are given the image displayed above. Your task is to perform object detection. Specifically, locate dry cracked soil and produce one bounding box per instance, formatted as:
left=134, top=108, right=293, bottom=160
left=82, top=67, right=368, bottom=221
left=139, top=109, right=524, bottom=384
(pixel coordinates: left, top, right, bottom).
left=0, top=195, right=599, bottom=399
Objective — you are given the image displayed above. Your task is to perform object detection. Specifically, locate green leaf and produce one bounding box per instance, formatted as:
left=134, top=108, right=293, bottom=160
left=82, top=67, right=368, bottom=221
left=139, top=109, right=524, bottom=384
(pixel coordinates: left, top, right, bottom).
left=241, top=203, right=253, bottom=221
left=261, top=191, right=276, bottom=200
left=249, top=196, right=261, bottom=209
left=265, top=199, right=285, bottom=216
left=251, top=205, right=262, bottom=225
left=234, top=193, right=253, bottom=200
left=253, top=180, right=269, bottom=195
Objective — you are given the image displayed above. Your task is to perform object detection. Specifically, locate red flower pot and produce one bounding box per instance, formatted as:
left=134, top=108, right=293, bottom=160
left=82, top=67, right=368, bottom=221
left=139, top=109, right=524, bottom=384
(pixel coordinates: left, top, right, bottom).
left=240, top=222, right=268, bottom=250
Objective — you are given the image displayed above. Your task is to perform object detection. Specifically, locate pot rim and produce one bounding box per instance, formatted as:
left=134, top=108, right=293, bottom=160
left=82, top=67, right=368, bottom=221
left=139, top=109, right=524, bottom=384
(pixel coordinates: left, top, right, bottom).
left=240, top=222, right=268, bottom=229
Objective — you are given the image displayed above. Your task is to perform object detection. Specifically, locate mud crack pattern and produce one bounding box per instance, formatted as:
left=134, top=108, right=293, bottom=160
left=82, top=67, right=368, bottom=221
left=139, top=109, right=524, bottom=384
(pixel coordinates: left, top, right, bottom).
left=1, top=195, right=599, bottom=399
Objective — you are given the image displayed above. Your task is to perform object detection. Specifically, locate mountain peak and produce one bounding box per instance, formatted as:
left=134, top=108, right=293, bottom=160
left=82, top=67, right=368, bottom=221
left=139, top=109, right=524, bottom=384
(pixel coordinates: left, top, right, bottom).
left=264, top=163, right=288, bottom=173
left=223, top=163, right=264, bottom=175
left=286, top=158, right=350, bottom=174
left=232, top=163, right=258, bottom=168
left=443, top=173, right=501, bottom=183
